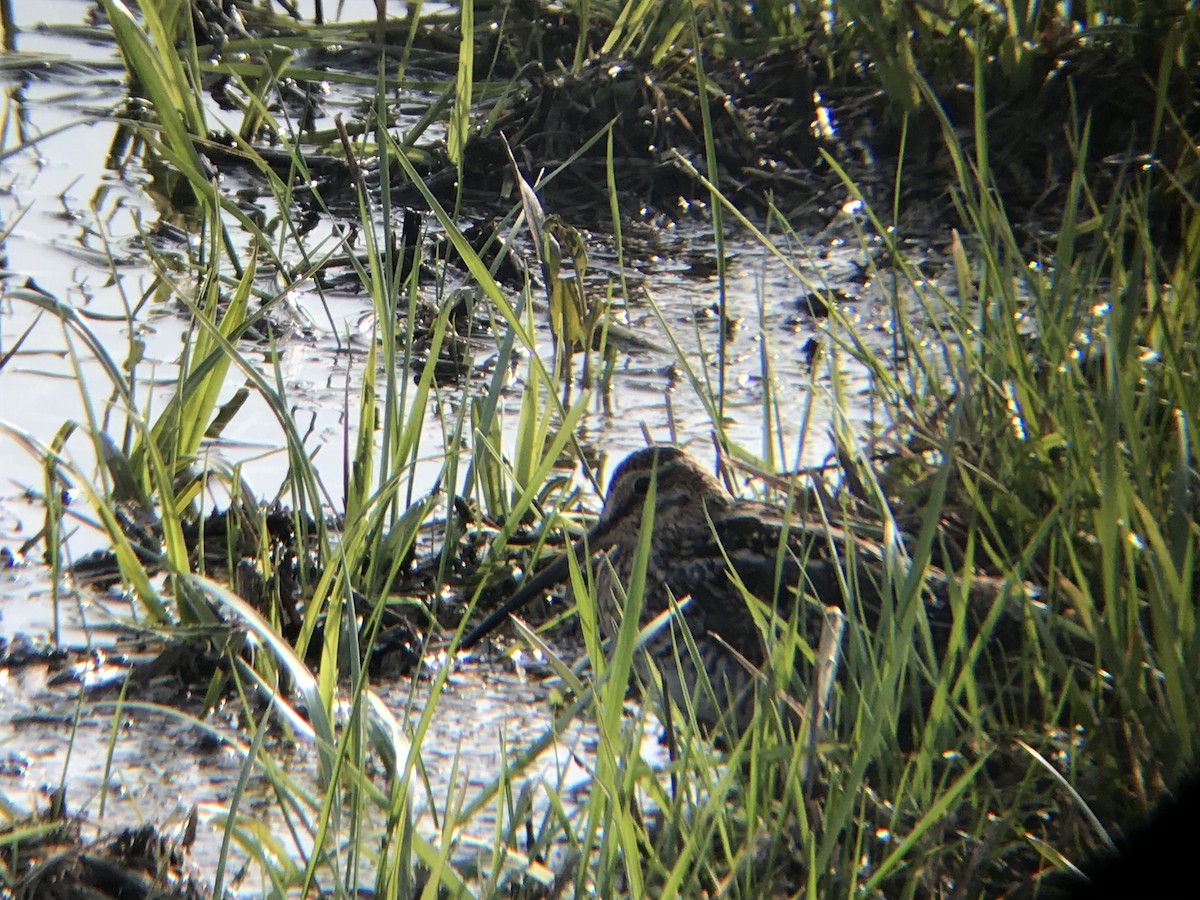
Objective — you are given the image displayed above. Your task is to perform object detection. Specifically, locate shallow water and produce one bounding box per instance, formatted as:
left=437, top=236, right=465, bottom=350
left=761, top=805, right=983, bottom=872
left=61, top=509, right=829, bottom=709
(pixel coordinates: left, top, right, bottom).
left=0, top=0, right=943, bottom=889
left=0, top=641, right=618, bottom=895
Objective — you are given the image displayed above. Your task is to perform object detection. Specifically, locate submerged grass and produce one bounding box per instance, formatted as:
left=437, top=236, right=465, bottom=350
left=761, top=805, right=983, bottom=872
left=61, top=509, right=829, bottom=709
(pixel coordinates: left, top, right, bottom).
left=2, top=0, right=1198, bottom=896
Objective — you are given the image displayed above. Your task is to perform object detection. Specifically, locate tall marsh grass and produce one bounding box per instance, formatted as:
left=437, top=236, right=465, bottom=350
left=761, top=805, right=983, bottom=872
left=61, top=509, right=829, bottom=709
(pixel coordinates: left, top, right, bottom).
left=3, top=0, right=1197, bottom=895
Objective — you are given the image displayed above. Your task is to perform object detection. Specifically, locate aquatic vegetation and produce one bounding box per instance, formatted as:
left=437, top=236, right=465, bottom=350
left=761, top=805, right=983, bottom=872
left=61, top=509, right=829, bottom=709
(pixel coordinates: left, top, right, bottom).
left=0, top=0, right=1197, bottom=896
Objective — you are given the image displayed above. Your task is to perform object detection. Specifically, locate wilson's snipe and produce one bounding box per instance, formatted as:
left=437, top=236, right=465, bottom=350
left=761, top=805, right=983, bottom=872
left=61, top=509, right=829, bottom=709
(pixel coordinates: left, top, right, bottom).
left=463, top=446, right=1022, bottom=729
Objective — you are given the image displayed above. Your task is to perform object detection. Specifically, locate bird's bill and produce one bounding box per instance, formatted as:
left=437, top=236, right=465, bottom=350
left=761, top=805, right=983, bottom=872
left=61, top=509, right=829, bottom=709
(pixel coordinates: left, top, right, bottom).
left=459, top=522, right=609, bottom=649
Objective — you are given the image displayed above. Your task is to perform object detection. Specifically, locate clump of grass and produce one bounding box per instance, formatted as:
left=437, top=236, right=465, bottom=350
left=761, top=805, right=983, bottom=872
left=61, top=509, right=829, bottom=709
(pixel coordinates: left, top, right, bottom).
left=5, top=5, right=600, bottom=891
left=819, top=56, right=1200, bottom=888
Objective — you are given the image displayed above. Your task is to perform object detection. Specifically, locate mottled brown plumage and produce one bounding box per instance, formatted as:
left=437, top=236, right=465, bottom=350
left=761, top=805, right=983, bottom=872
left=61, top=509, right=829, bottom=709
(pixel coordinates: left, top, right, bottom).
left=464, top=446, right=1023, bottom=728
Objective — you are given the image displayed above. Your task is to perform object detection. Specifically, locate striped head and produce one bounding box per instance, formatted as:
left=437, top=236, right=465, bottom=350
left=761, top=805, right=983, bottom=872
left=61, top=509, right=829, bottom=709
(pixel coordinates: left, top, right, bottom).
left=591, top=446, right=733, bottom=551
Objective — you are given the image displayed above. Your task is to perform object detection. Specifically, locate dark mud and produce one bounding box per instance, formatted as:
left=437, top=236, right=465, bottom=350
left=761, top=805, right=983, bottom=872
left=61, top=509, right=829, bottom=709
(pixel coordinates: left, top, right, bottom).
left=176, top=1, right=1200, bottom=250
left=4, top=810, right=212, bottom=900
left=237, top=12, right=1191, bottom=241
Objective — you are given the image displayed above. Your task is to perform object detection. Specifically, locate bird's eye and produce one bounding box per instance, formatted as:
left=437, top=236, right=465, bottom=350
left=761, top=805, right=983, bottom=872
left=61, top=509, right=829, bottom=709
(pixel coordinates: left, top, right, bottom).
left=632, top=475, right=651, bottom=495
